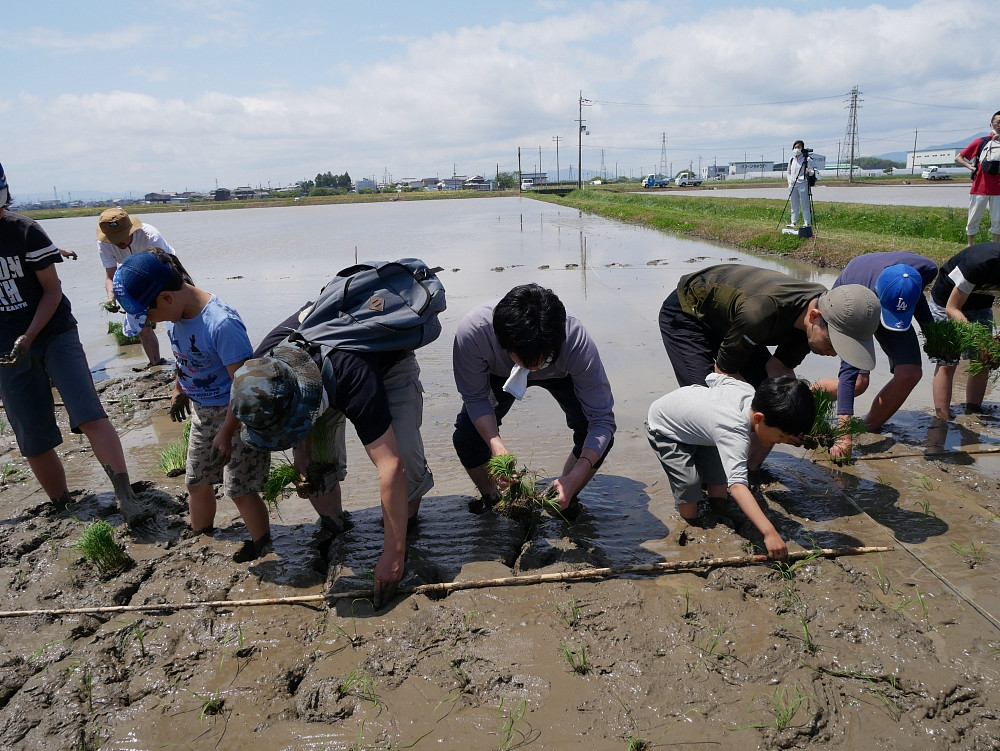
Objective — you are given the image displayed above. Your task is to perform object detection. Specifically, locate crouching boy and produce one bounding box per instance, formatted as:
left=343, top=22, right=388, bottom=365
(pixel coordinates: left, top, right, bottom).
left=645, top=374, right=815, bottom=559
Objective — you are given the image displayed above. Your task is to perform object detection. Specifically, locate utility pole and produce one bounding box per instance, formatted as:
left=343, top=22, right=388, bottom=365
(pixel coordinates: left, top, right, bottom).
left=553, top=136, right=562, bottom=183
left=518, top=147, right=522, bottom=192
left=842, top=85, right=862, bottom=183
left=538, top=146, right=542, bottom=181
left=911, top=127, right=918, bottom=176
left=576, top=91, right=591, bottom=189
left=600, top=150, right=606, bottom=180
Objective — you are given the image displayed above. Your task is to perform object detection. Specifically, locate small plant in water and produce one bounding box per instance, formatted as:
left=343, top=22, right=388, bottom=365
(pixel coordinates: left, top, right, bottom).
left=755, top=685, right=810, bottom=731
left=801, top=387, right=867, bottom=461
left=1, top=461, right=27, bottom=485
left=951, top=540, right=987, bottom=568
left=496, top=697, right=528, bottom=751
left=560, top=640, right=590, bottom=675
left=558, top=597, right=582, bottom=628
left=118, top=394, right=136, bottom=414
left=157, top=419, right=190, bottom=477
left=73, top=520, right=134, bottom=578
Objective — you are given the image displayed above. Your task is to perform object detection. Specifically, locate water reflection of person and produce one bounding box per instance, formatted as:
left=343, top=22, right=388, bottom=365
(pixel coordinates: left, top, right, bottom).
left=452, top=284, right=615, bottom=511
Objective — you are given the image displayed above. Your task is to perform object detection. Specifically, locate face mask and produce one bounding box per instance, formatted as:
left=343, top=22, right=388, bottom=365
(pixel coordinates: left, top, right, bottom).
left=793, top=148, right=802, bottom=157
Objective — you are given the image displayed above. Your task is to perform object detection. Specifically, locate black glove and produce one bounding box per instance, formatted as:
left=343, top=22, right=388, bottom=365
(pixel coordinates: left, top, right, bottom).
left=169, top=392, right=192, bottom=422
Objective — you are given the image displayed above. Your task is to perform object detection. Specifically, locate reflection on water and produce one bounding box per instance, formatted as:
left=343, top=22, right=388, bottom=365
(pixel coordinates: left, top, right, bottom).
left=33, top=197, right=993, bottom=570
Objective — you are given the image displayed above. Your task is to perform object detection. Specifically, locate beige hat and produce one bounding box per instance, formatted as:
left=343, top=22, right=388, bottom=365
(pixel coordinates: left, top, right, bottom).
left=97, top=207, right=142, bottom=244
left=818, top=284, right=879, bottom=370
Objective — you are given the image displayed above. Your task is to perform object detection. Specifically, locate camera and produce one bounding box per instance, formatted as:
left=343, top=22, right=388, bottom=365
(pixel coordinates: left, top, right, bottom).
left=802, top=147, right=814, bottom=154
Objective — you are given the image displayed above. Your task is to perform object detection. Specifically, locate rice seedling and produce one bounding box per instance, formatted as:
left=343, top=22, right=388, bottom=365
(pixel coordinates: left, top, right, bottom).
left=157, top=419, right=190, bottom=477
left=336, top=669, right=380, bottom=706
left=799, top=614, right=817, bottom=655
left=487, top=452, right=563, bottom=520
left=772, top=549, right=822, bottom=581
left=191, top=688, right=224, bottom=721
left=106, top=320, right=141, bottom=346
left=801, top=387, right=867, bottom=460
left=99, top=300, right=120, bottom=313
left=951, top=540, right=988, bottom=568
left=118, top=394, right=136, bottom=414
left=118, top=619, right=161, bottom=658
left=691, top=626, right=731, bottom=674
left=873, top=554, right=890, bottom=595
left=558, top=597, right=582, bottom=627
left=911, top=473, right=933, bottom=491
left=1, top=461, right=27, bottom=485
left=496, top=697, right=528, bottom=751
left=754, top=685, right=810, bottom=731
left=560, top=640, right=590, bottom=675
left=263, top=460, right=300, bottom=510
left=73, top=520, right=134, bottom=578
left=922, top=319, right=1000, bottom=377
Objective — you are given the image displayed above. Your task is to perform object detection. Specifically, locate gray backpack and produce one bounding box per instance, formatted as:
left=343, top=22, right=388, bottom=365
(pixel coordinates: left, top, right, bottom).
left=288, top=258, right=446, bottom=357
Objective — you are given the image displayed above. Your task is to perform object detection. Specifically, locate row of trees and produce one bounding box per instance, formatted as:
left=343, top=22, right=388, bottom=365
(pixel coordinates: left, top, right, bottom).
left=299, top=171, right=353, bottom=193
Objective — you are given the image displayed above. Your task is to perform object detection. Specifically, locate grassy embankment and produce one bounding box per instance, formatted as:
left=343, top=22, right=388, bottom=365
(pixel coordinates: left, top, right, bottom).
left=533, top=188, right=974, bottom=269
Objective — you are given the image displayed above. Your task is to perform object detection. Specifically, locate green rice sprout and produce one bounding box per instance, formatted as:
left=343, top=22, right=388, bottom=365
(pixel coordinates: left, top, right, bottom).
left=487, top=452, right=566, bottom=520
left=264, top=460, right=300, bottom=510
left=73, top=520, right=134, bottom=578
left=802, top=387, right=867, bottom=459
left=157, top=420, right=190, bottom=476
left=107, top=320, right=141, bottom=346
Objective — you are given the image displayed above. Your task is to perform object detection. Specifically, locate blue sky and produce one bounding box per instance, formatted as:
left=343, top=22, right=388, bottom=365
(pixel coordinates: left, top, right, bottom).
left=3, top=0, right=994, bottom=200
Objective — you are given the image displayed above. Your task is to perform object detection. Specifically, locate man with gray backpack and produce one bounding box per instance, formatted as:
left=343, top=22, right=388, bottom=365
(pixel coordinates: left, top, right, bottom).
left=229, top=259, right=445, bottom=609
left=956, top=111, right=1000, bottom=246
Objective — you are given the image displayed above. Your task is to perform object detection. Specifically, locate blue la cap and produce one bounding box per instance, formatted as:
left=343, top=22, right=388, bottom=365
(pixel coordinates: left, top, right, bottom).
left=112, top=251, right=173, bottom=316
left=875, top=263, right=922, bottom=331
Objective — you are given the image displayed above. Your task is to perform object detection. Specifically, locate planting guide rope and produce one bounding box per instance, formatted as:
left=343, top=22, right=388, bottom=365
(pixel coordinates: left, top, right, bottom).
left=0, top=546, right=890, bottom=619
left=762, top=466, right=1000, bottom=632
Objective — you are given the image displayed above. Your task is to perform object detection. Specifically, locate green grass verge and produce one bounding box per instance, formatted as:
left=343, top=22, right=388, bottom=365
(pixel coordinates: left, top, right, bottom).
left=534, top=189, right=974, bottom=269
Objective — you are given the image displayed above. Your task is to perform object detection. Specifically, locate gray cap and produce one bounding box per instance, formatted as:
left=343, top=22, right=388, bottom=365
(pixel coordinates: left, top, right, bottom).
left=818, top=284, right=879, bottom=370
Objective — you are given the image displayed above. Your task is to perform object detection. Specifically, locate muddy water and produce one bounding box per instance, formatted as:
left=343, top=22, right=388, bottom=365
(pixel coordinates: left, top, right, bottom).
left=2, top=198, right=999, bottom=749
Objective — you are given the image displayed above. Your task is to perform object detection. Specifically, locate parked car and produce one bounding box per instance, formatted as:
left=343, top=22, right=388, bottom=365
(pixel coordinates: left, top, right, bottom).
left=921, top=166, right=952, bottom=181
left=675, top=173, right=703, bottom=187
left=521, top=178, right=534, bottom=190
left=642, top=174, right=671, bottom=188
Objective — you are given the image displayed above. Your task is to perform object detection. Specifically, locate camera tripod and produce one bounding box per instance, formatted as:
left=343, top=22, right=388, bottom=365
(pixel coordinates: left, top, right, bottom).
left=778, top=151, right=816, bottom=237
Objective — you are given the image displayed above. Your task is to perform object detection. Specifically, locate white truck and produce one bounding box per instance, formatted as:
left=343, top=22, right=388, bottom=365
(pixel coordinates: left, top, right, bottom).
left=921, top=166, right=954, bottom=180
left=675, top=172, right=703, bottom=187
left=520, top=178, right=534, bottom=191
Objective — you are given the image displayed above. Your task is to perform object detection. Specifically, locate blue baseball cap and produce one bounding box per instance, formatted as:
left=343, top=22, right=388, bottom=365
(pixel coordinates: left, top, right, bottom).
left=875, top=264, right=922, bottom=331
left=112, top=251, right=173, bottom=316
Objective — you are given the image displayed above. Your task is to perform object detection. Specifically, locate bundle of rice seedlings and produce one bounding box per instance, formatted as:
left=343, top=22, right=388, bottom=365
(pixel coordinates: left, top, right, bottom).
left=802, top=387, right=867, bottom=456
left=73, top=520, right=134, bottom=578
left=487, top=453, right=563, bottom=520
left=264, top=460, right=300, bottom=511
left=107, top=320, right=141, bottom=346
left=157, top=420, right=190, bottom=477
left=921, top=319, right=1000, bottom=377
left=99, top=300, right=120, bottom=313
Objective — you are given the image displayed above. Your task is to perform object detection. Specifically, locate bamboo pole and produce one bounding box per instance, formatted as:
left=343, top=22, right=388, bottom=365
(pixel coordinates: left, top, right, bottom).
left=819, top=445, right=1000, bottom=462
left=0, top=546, right=890, bottom=619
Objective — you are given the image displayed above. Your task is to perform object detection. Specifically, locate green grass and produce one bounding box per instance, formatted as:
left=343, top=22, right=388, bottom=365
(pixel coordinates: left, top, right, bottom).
left=73, top=520, right=134, bottom=578
left=536, top=188, right=971, bottom=268
left=263, top=460, right=300, bottom=510
left=107, top=320, right=141, bottom=346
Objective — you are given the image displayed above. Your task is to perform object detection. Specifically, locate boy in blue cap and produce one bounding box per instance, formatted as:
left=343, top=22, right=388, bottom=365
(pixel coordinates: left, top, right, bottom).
left=113, top=249, right=271, bottom=560
left=813, top=251, right=937, bottom=459
left=0, top=162, right=152, bottom=525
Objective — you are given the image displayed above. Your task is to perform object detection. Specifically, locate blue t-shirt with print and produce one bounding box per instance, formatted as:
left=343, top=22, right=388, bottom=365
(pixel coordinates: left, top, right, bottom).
left=169, top=295, right=252, bottom=407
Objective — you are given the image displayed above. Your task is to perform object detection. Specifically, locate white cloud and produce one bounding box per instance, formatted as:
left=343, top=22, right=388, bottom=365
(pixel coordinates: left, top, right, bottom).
left=6, top=0, right=996, bottom=196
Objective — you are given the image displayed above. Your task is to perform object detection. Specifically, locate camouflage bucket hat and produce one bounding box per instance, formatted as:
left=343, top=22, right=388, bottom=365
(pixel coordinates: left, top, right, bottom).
left=230, top=342, right=323, bottom=451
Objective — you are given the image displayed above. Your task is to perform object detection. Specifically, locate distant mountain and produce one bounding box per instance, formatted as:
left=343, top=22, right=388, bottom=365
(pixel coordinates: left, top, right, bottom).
left=878, top=133, right=989, bottom=163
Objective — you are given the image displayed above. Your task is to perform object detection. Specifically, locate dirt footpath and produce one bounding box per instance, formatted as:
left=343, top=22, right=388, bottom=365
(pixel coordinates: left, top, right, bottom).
left=2, top=371, right=1000, bottom=750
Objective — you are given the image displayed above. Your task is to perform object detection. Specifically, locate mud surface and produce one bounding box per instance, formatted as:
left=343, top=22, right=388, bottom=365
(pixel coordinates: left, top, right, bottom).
left=4, top=199, right=1000, bottom=749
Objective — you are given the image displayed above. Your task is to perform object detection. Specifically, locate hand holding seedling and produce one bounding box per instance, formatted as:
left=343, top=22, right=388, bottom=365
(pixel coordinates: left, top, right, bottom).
left=0, top=336, right=27, bottom=367
left=373, top=550, right=403, bottom=609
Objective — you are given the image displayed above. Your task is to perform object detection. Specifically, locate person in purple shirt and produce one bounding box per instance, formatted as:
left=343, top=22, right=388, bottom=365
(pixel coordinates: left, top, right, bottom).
left=814, top=251, right=937, bottom=459
left=452, top=284, right=615, bottom=511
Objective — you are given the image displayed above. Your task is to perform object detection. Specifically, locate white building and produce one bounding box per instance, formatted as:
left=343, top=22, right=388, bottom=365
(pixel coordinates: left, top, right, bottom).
left=907, top=148, right=962, bottom=169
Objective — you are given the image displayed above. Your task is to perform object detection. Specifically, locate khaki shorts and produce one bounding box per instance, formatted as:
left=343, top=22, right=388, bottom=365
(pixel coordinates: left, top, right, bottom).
left=186, top=402, right=267, bottom=498
left=266, top=352, right=434, bottom=502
